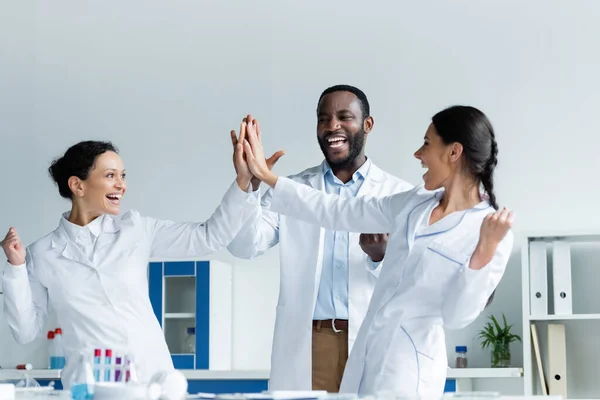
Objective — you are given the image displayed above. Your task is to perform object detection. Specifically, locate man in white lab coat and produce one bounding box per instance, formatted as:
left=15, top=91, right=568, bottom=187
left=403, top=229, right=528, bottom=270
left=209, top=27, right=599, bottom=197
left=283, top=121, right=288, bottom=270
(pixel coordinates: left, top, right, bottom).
left=227, top=85, right=413, bottom=392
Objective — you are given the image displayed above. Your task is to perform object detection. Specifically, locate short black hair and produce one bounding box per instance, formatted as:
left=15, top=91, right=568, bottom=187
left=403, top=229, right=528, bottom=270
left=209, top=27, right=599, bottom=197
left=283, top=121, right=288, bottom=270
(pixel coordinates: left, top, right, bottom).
left=317, top=85, right=370, bottom=120
left=49, top=141, right=119, bottom=199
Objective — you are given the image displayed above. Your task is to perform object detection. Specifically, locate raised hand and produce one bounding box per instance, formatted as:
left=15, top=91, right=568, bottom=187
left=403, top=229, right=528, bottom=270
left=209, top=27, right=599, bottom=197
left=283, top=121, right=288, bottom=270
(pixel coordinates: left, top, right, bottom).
left=470, top=207, right=514, bottom=270
left=479, top=207, right=514, bottom=248
left=1, top=227, right=26, bottom=266
left=246, top=118, right=284, bottom=190
left=359, top=233, right=390, bottom=262
left=242, top=117, right=283, bottom=188
left=231, top=115, right=253, bottom=190
left=232, top=115, right=285, bottom=190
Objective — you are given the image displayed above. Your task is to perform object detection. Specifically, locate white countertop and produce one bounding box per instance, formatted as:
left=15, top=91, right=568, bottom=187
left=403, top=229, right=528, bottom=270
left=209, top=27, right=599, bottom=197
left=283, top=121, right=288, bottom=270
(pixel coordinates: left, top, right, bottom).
left=6, top=367, right=522, bottom=381
left=3, top=369, right=270, bottom=381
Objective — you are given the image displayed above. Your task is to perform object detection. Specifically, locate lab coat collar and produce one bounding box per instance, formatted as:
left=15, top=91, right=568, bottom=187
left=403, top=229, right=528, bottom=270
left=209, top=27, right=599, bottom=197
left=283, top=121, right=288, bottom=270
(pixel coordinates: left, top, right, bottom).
left=431, top=189, right=493, bottom=211
left=95, top=215, right=130, bottom=252
left=50, top=220, right=94, bottom=268
left=50, top=213, right=126, bottom=267
left=410, top=189, right=493, bottom=240
left=51, top=213, right=122, bottom=248
left=59, top=212, right=105, bottom=243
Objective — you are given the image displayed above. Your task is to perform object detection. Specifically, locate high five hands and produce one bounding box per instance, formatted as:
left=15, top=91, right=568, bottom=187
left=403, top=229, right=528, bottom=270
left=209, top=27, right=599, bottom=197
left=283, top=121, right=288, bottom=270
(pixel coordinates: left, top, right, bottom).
left=232, top=116, right=280, bottom=188
left=231, top=114, right=284, bottom=191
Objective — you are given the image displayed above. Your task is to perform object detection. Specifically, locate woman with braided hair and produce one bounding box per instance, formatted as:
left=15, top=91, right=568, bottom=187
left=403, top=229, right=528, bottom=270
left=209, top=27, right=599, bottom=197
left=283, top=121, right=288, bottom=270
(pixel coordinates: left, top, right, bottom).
left=240, top=105, right=514, bottom=397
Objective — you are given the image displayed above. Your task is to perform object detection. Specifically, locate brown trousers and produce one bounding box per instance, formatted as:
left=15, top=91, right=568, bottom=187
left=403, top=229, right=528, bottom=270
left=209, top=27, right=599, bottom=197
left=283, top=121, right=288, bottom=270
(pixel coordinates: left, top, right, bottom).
left=311, top=323, right=349, bottom=392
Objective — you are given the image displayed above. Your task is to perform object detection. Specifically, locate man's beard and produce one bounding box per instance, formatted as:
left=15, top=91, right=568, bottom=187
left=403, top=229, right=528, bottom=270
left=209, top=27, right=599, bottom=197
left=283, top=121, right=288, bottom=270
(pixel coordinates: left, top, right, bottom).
left=318, top=128, right=365, bottom=169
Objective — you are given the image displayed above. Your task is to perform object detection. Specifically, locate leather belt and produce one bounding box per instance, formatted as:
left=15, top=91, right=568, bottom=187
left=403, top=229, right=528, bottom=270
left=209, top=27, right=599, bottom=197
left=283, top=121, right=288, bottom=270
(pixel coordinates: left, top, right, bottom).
left=313, top=319, right=349, bottom=332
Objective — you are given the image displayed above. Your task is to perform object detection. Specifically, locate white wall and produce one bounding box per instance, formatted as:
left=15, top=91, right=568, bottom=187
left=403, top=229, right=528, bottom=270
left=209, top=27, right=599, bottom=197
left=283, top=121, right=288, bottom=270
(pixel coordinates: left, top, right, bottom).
left=1, top=0, right=600, bottom=394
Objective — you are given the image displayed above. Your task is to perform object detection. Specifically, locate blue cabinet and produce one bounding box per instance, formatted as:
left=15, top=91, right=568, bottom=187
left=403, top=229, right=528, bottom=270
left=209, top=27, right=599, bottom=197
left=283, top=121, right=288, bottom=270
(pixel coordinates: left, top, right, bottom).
left=148, top=260, right=233, bottom=370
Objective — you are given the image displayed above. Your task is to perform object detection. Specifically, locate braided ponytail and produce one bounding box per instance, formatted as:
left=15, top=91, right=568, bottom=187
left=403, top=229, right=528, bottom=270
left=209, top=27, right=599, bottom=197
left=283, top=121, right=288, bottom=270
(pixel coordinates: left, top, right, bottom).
left=480, top=132, right=499, bottom=210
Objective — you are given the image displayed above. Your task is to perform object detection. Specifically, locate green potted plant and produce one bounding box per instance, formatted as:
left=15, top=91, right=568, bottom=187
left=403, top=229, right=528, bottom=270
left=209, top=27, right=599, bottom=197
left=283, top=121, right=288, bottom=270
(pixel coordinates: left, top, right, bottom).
left=478, top=313, right=521, bottom=368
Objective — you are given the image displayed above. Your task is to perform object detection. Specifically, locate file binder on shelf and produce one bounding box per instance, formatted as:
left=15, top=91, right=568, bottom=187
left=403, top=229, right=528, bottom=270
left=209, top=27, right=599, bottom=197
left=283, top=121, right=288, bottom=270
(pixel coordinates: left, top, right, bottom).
left=552, top=241, right=573, bottom=315
left=530, top=323, right=547, bottom=395
left=529, top=241, right=548, bottom=316
left=547, top=323, right=567, bottom=398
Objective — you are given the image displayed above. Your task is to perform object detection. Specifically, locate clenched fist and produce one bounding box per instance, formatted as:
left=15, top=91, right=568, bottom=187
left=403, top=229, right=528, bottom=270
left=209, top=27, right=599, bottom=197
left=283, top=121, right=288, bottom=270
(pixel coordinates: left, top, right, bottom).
left=479, top=207, right=514, bottom=248
left=1, top=227, right=26, bottom=266
left=359, top=233, right=389, bottom=263
left=470, top=207, right=515, bottom=271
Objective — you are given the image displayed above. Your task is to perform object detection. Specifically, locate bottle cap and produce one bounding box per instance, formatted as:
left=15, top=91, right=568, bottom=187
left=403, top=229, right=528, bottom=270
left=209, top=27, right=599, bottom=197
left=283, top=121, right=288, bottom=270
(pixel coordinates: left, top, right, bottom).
left=187, top=327, right=196, bottom=335
left=55, top=328, right=62, bottom=334
left=456, top=345, right=467, bottom=352
left=106, top=349, right=113, bottom=357
left=47, top=331, right=55, bottom=339
left=94, top=349, right=102, bottom=357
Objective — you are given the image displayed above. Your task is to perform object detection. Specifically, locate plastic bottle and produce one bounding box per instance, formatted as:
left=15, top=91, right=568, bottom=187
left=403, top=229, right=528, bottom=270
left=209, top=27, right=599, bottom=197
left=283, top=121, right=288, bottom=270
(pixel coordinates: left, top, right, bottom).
left=47, top=331, right=56, bottom=369
left=184, top=327, right=196, bottom=353
left=53, top=328, right=67, bottom=369
left=455, top=345, right=468, bottom=368
left=70, top=353, right=95, bottom=400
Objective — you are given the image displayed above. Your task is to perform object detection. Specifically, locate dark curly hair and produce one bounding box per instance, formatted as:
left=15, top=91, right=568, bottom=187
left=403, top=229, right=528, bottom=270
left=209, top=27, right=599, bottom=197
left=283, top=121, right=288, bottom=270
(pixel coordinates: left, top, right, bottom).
left=48, top=141, right=119, bottom=199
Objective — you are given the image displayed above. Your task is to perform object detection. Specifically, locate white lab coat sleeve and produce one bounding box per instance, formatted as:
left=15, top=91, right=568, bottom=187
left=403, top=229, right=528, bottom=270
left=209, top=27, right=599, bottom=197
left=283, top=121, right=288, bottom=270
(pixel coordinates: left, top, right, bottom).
left=145, top=180, right=260, bottom=258
left=227, top=187, right=280, bottom=259
left=1, top=250, right=49, bottom=344
left=270, top=177, right=397, bottom=233
left=362, top=177, right=413, bottom=278
left=442, top=231, right=514, bottom=329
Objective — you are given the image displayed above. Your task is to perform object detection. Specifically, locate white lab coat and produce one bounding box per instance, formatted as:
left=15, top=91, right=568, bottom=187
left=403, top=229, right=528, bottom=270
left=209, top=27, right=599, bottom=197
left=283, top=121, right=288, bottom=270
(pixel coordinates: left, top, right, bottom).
left=227, top=161, right=413, bottom=390
left=1, top=181, right=258, bottom=389
left=268, top=177, right=514, bottom=397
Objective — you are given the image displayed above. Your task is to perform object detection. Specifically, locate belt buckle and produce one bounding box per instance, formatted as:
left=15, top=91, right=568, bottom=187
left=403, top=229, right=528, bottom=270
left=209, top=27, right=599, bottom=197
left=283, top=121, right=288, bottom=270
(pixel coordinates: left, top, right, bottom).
left=332, top=318, right=343, bottom=333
